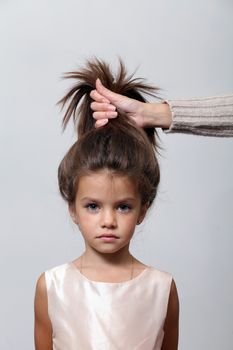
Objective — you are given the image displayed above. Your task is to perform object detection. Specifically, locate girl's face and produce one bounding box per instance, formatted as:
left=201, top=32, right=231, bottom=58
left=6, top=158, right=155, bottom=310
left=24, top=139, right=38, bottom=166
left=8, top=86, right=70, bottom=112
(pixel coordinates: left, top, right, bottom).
left=69, top=170, right=148, bottom=254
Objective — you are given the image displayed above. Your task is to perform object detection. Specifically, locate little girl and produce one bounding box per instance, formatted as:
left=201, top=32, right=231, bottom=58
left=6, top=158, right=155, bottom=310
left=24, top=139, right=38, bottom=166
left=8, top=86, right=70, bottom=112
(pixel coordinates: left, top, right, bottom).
left=34, top=59, right=179, bottom=350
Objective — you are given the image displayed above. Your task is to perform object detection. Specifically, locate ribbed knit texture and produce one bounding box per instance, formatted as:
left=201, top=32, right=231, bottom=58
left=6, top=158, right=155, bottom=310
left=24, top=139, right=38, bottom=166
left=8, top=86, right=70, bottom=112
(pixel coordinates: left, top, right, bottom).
left=164, top=94, right=233, bottom=137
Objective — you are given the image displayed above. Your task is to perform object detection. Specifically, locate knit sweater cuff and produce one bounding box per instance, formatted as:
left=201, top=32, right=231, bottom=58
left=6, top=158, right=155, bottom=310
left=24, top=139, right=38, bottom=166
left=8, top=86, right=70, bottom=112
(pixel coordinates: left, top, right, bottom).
left=162, top=95, right=233, bottom=137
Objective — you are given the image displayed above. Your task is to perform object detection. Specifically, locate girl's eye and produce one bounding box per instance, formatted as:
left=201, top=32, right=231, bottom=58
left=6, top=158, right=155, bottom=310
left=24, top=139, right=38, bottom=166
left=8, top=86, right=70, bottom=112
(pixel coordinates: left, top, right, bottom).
left=118, top=204, right=131, bottom=212
left=85, top=203, right=99, bottom=212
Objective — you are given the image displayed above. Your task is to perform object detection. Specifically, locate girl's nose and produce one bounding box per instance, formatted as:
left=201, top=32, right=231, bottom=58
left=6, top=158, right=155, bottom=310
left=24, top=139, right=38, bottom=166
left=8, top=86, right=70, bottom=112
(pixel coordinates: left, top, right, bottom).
left=100, top=209, right=117, bottom=228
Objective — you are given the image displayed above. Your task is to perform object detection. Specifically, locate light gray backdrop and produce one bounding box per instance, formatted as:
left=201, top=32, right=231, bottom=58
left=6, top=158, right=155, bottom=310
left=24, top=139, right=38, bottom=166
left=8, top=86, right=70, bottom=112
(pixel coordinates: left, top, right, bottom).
left=0, top=1, right=232, bottom=349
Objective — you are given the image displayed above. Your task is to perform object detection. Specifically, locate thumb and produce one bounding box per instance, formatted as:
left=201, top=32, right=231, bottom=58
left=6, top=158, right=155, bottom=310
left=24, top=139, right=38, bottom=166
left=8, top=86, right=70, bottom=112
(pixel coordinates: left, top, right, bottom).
left=96, top=78, right=121, bottom=104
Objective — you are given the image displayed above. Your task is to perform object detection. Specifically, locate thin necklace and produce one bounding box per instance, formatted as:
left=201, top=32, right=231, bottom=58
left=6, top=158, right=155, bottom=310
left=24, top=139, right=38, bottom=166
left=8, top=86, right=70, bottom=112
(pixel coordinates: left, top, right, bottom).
left=80, top=254, right=134, bottom=281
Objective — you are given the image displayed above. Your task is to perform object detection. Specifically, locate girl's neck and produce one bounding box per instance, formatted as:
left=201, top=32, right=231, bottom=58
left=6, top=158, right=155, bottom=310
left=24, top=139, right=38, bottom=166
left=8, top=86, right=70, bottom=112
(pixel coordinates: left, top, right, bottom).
left=81, top=246, right=134, bottom=270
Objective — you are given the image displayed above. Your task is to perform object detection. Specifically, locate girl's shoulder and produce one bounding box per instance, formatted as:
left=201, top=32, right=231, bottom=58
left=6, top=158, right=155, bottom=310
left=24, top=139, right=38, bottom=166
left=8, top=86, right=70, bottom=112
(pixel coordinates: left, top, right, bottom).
left=148, top=265, right=174, bottom=284
left=133, top=259, right=173, bottom=283
left=44, top=261, right=72, bottom=279
left=149, top=265, right=173, bottom=277
left=42, top=262, right=75, bottom=292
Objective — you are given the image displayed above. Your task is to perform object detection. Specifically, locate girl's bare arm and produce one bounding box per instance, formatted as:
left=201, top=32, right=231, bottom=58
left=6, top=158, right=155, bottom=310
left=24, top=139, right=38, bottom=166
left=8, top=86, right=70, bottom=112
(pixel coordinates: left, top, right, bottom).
left=34, top=273, right=53, bottom=350
left=161, top=279, right=179, bottom=350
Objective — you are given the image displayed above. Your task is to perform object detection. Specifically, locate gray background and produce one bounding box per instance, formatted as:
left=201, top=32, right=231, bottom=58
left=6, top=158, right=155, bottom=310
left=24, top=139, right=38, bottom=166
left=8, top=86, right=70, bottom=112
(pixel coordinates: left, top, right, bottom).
left=0, top=0, right=233, bottom=349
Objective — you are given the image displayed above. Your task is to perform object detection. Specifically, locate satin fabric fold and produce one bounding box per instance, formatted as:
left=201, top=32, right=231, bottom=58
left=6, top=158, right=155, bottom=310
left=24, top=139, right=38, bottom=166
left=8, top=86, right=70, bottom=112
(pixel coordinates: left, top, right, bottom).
left=45, top=262, right=172, bottom=350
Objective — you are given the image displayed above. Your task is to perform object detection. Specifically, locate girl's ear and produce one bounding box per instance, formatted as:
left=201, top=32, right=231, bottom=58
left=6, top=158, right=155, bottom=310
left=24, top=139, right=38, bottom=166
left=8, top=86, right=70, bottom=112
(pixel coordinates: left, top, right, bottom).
left=68, top=204, right=78, bottom=225
left=137, top=203, right=149, bottom=225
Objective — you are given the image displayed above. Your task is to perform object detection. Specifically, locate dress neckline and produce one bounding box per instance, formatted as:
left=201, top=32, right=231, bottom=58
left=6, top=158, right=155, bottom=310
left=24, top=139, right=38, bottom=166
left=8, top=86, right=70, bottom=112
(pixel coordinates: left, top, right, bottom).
left=68, top=261, right=151, bottom=286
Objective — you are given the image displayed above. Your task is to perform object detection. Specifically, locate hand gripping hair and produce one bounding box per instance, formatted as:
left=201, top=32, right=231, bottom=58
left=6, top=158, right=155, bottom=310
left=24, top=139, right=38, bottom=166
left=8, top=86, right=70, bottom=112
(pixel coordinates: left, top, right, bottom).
left=57, top=58, right=160, bottom=207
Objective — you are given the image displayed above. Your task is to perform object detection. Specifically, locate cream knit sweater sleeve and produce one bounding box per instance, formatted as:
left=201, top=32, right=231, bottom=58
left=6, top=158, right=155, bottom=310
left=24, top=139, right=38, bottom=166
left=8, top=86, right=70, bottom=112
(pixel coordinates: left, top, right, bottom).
left=164, top=94, right=233, bottom=137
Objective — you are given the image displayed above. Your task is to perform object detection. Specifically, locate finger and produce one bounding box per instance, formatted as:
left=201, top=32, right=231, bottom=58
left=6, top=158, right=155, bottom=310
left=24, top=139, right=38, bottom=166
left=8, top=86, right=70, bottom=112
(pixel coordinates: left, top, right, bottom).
left=90, top=101, right=116, bottom=112
left=93, top=111, right=118, bottom=120
left=95, top=119, right=109, bottom=128
left=96, top=79, right=121, bottom=103
left=90, top=89, right=110, bottom=103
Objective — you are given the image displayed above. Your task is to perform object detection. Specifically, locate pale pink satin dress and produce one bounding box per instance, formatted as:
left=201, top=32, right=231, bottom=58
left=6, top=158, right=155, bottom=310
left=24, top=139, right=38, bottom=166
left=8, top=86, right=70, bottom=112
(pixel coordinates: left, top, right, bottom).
left=45, top=262, right=172, bottom=350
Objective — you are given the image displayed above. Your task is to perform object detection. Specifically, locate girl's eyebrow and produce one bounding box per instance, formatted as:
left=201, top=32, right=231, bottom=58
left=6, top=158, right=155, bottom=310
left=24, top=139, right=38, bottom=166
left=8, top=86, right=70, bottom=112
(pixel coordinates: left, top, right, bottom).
left=115, top=198, right=136, bottom=203
left=81, top=197, right=99, bottom=202
left=80, top=197, right=136, bottom=202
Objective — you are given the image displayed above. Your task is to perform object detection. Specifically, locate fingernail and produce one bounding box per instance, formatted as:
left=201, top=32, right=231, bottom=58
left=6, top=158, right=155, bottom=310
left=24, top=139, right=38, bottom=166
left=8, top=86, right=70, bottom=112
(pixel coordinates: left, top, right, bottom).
left=96, top=119, right=108, bottom=127
left=107, top=111, right=118, bottom=117
left=107, top=105, right=116, bottom=111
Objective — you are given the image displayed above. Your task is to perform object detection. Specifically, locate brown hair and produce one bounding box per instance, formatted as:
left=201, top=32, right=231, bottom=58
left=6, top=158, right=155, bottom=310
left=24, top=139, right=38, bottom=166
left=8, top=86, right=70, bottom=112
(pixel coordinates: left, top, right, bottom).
left=57, top=58, right=160, bottom=207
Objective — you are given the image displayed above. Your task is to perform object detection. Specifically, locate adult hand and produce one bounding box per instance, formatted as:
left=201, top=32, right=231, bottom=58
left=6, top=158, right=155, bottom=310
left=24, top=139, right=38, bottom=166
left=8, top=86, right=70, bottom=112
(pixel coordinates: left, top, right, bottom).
left=90, top=79, right=172, bottom=129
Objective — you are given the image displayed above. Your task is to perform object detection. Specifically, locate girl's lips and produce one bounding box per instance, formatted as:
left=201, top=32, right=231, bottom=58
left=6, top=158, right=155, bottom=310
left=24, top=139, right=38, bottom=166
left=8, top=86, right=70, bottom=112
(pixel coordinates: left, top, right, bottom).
left=98, top=234, right=119, bottom=238
left=98, top=235, right=119, bottom=242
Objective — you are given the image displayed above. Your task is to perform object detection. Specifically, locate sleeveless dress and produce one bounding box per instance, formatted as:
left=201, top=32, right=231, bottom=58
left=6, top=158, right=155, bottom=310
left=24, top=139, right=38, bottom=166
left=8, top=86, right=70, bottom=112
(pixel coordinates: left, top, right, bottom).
left=45, top=262, right=172, bottom=350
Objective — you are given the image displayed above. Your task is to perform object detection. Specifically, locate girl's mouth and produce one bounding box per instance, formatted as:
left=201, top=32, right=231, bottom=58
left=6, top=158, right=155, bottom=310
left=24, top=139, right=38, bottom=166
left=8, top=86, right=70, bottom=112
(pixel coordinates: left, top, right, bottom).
left=98, top=235, right=119, bottom=242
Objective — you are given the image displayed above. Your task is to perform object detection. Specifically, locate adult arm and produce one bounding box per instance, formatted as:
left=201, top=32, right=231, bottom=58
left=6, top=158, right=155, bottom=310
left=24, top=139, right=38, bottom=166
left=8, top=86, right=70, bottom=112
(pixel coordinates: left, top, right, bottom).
left=161, top=279, right=179, bottom=350
left=165, top=94, right=233, bottom=137
left=90, top=79, right=233, bottom=137
left=34, top=273, right=53, bottom=350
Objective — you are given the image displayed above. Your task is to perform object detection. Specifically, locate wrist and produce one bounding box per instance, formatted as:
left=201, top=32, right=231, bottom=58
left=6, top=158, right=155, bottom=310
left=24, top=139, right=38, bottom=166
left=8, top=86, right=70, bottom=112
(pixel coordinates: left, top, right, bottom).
left=144, top=102, right=172, bottom=128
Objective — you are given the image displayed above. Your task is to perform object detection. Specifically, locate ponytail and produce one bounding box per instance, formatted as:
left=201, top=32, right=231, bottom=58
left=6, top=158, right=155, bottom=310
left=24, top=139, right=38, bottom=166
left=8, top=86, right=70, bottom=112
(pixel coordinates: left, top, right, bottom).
left=57, top=58, right=161, bottom=146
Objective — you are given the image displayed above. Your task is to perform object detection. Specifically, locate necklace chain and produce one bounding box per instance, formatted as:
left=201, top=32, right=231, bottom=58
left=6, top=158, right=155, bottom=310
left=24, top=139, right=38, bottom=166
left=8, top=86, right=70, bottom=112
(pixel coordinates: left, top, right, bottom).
left=80, top=254, right=134, bottom=281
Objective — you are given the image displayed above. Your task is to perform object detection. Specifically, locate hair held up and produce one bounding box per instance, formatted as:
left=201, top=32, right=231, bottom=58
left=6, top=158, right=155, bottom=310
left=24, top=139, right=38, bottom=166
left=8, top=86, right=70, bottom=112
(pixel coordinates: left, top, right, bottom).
left=57, top=58, right=160, bottom=207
